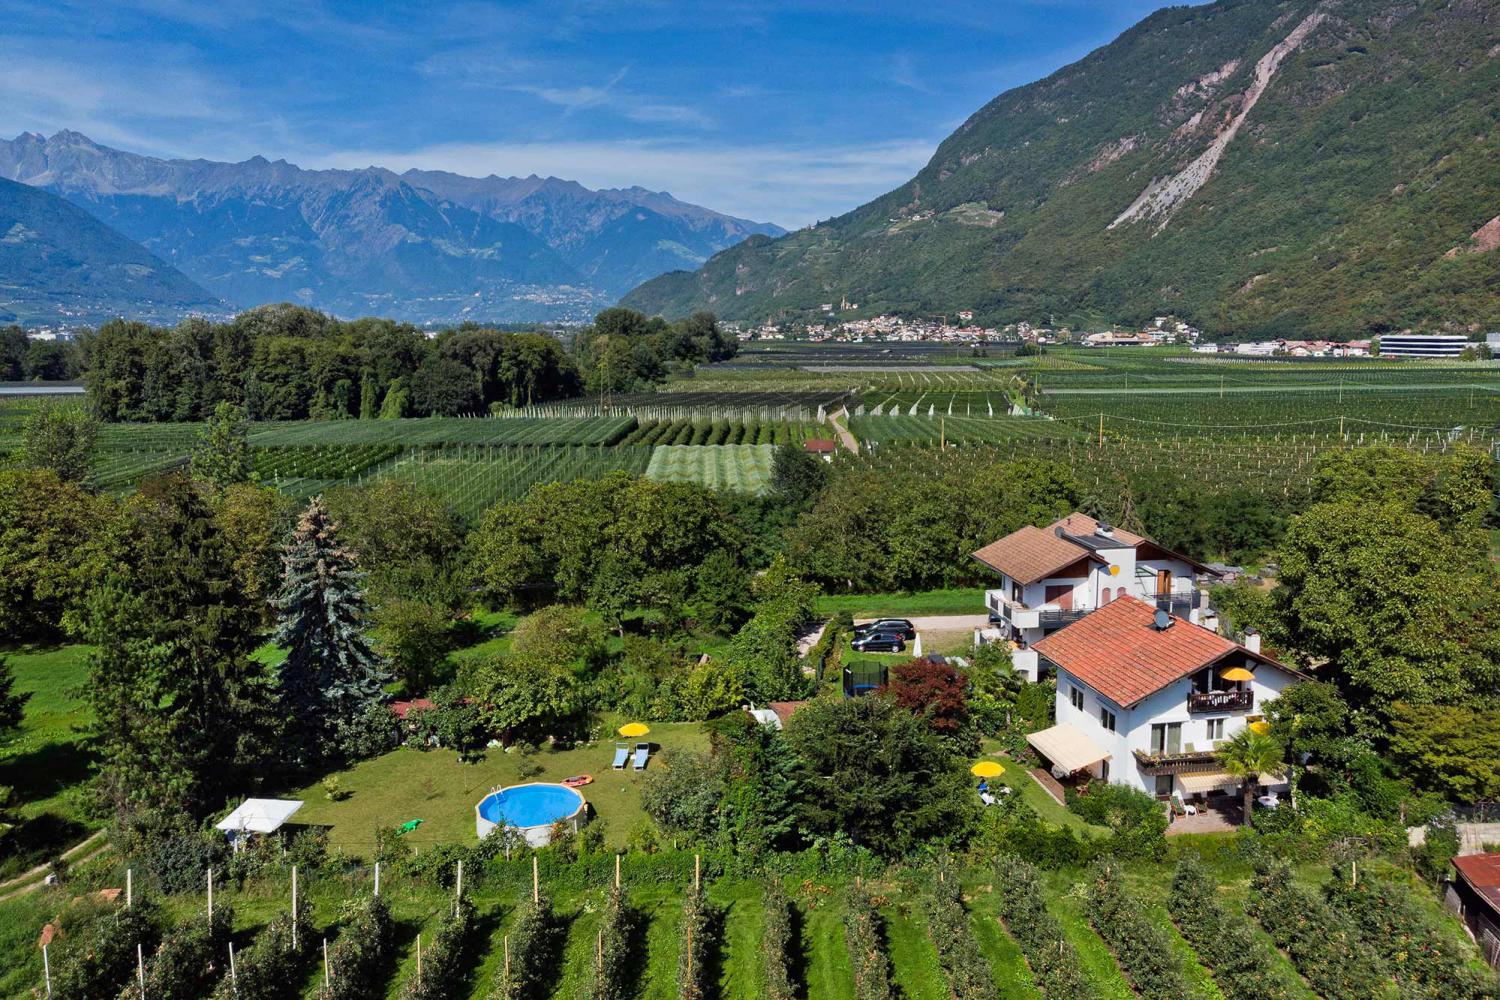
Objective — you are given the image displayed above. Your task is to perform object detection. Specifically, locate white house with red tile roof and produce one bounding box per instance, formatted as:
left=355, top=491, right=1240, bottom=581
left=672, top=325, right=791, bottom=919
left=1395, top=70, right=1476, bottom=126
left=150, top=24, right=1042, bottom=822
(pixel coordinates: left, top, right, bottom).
left=972, top=512, right=1216, bottom=680
left=1026, top=596, right=1305, bottom=799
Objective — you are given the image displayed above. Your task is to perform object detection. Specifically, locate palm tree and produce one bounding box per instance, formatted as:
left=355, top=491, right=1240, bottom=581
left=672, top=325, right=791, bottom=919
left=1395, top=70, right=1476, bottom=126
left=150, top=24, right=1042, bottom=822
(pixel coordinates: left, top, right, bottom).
left=1219, top=728, right=1286, bottom=825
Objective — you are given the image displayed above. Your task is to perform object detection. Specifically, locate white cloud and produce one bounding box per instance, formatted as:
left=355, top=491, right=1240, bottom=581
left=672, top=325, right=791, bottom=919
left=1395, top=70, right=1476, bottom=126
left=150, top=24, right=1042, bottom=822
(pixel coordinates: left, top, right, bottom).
left=307, top=137, right=937, bottom=227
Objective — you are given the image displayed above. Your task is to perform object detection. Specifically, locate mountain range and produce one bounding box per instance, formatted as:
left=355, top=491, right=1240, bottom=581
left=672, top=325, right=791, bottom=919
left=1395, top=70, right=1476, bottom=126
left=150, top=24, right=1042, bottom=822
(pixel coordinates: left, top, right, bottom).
left=0, top=131, right=783, bottom=325
left=0, top=176, right=223, bottom=327
left=624, top=0, right=1500, bottom=338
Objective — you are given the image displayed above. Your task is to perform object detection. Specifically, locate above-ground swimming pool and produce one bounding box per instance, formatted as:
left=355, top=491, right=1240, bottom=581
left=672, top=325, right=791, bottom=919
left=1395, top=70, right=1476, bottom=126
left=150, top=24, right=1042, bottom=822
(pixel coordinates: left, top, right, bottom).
left=475, top=782, right=589, bottom=847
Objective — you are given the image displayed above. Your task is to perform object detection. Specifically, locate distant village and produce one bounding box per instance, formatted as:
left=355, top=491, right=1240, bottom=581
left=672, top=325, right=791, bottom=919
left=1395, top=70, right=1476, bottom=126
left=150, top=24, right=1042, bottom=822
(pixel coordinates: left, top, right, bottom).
left=736, top=312, right=1497, bottom=359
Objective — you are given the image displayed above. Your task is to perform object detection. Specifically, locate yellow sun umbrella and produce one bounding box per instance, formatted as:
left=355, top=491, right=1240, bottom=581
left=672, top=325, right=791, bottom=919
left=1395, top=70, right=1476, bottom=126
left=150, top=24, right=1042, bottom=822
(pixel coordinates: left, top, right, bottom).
left=618, top=722, right=651, bottom=738
left=1249, top=720, right=1271, bottom=735
left=1220, top=666, right=1255, bottom=682
left=970, top=761, right=1005, bottom=778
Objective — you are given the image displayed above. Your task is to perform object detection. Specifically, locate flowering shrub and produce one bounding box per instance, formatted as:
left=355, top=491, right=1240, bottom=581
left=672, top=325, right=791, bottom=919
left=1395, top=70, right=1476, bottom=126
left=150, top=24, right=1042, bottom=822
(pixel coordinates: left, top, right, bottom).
left=923, top=874, right=998, bottom=999
left=400, top=897, right=477, bottom=1000
left=1084, top=860, right=1190, bottom=999
left=1248, top=859, right=1389, bottom=1000
left=1169, top=856, right=1298, bottom=1000
left=843, top=885, right=894, bottom=1000
left=992, top=854, right=1091, bottom=1000
left=762, top=881, right=798, bottom=1000
left=581, top=886, right=636, bottom=1000
left=319, top=895, right=395, bottom=1000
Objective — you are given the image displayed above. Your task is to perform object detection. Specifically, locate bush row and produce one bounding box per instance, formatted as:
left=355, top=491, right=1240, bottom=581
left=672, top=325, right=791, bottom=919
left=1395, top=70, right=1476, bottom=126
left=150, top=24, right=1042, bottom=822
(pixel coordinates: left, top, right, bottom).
left=582, top=885, right=636, bottom=1000
left=621, top=418, right=804, bottom=446
left=923, top=874, right=998, bottom=1000
left=1168, top=856, right=1299, bottom=1000
left=399, top=897, right=477, bottom=1000
left=209, top=897, right=313, bottom=1000
left=843, top=885, right=894, bottom=1000
left=1248, top=859, right=1391, bottom=1000
left=1084, top=860, right=1193, bottom=1000
left=54, top=901, right=160, bottom=999
left=677, top=883, right=718, bottom=1000
left=1323, top=861, right=1498, bottom=1000
left=493, top=891, right=558, bottom=1000
left=318, top=894, right=395, bottom=1000
left=117, top=906, right=232, bottom=1000
left=762, top=881, right=798, bottom=1000
left=991, top=855, right=1092, bottom=1000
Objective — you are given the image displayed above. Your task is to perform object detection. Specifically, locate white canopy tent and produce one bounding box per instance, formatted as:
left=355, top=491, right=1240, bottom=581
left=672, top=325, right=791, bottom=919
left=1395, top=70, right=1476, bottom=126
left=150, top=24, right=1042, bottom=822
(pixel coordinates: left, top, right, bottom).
left=216, top=798, right=304, bottom=850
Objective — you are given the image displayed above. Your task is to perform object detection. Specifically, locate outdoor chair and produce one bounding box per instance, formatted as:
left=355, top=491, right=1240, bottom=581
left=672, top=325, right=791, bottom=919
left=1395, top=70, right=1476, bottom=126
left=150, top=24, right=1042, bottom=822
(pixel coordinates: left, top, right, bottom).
left=632, top=743, right=650, bottom=771
left=611, top=743, right=629, bottom=770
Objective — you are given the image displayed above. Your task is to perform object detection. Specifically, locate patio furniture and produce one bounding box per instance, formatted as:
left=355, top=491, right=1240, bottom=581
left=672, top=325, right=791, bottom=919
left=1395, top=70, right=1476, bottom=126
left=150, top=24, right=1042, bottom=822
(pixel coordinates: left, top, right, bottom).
left=611, top=743, right=629, bottom=770
left=632, top=743, right=650, bottom=771
left=979, top=791, right=998, bottom=807
left=1257, top=791, right=1280, bottom=810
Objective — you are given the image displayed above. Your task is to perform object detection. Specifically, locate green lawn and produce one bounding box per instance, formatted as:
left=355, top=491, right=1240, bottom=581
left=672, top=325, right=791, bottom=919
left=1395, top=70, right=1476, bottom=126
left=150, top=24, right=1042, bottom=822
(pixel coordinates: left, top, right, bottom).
left=815, top=588, right=984, bottom=618
left=0, top=643, right=97, bottom=879
left=983, top=748, right=1109, bottom=837
left=290, top=719, right=711, bottom=855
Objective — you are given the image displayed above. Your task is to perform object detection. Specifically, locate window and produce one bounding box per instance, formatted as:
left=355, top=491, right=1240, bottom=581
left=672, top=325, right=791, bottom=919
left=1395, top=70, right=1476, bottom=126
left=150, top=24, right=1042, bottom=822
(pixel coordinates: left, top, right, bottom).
left=1154, top=775, right=1174, bottom=799
left=1070, top=686, right=1084, bottom=711
left=1205, top=718, right=1225, bottom=741
left=1150, top=722, right=1182, bottom=754
left=1100, top=707, right=1117, bottom=733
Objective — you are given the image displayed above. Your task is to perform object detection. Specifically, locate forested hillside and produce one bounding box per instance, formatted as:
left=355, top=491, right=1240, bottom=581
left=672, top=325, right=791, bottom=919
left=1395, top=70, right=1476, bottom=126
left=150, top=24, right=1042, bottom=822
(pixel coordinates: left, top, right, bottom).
left=624, top=0, right=1500, bottom=336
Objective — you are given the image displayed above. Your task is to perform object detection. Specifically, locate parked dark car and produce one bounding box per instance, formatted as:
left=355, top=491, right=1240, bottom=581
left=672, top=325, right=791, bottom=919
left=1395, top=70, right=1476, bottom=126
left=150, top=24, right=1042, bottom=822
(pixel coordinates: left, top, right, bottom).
left=853, top=618, right=916, bottom=640
left=851, top=631, right=906, bottom=653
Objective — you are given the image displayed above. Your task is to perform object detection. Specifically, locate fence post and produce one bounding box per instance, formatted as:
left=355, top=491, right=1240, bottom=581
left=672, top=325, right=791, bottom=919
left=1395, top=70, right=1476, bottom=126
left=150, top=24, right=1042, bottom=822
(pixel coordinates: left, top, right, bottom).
left=291, top=866, right=299, bottom=951
left=533, top=855, right=540, bottom=904
left=323, top=938, right=330, bottom=987
left=126, top=868, right=133, bottom=909
left=137, top=942, right=145, bottom=998
left=228, top=941, right=236, bottom=990
left=207, top=867, right=213, bottom=918
left=42, top=942, right=51, bottom=997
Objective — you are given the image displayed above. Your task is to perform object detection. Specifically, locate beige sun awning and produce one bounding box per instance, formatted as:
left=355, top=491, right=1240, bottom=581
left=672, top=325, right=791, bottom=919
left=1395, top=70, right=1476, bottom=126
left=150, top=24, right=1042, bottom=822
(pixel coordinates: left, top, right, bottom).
left=1177, top=771, right=1283, bottom=794
left=1027, top=724, right=1109, bottom=774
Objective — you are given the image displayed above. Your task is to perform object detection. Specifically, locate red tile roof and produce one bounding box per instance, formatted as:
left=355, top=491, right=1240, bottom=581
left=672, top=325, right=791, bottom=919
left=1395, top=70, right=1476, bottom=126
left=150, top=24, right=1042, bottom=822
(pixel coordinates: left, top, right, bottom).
left=390, top=698, right=436, bottom=720
left=769, top=701, right=807, bottom=726
left=971, top=524, right=1097, bottom=585
left=1454, top=853, right=1500, bottom=911
left=804, top=439, right=838, bottom=452
left=1033, top=596, right=1294, bottom=707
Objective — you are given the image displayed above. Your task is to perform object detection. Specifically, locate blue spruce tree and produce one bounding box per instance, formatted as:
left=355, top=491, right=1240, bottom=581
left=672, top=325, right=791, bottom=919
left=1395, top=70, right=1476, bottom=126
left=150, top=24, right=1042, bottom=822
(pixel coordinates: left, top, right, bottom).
left=275, top=496, right=389, bottom=762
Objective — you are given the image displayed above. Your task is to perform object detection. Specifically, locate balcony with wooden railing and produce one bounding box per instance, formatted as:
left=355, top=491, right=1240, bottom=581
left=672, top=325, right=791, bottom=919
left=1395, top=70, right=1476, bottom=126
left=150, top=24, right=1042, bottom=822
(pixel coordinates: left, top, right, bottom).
left=1187, top=689, right=1252, bottom=713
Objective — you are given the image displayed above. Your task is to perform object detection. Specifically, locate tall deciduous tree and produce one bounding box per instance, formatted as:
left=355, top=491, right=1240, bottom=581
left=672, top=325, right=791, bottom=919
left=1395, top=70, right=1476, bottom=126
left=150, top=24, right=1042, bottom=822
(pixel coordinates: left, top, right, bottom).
left=274, top=497, right=389, bottom=761
left=0, top=468, right=113, bottom=641
left=85, top=475, right=277, bottom=820
left=18, top=404, right=97, bottom=485
left=190, top=401, right=251, bottom=490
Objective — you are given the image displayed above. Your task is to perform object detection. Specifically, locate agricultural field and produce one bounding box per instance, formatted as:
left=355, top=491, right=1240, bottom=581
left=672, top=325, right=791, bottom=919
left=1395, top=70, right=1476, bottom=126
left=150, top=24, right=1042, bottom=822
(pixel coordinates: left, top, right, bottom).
left=645, top=444, right=777, bottom=494
left=375, top=446, right=654, bottom=521
left=850, top=414, right=1086, bottom=446
left=248, top=415, right=636, bottom=447
left=6, top=844, right=1488, bottom=1000
left=620, top=418, right=819, bottom=446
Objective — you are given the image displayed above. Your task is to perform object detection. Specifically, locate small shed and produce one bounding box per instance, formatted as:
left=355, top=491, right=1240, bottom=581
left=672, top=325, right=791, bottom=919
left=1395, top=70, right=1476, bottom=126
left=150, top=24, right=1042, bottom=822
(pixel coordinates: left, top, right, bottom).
left=804, top=439, right=838, bottom=462
left=215, top=798, right=304, bottom=852
left=1449, top=852, right=1500, bottom=969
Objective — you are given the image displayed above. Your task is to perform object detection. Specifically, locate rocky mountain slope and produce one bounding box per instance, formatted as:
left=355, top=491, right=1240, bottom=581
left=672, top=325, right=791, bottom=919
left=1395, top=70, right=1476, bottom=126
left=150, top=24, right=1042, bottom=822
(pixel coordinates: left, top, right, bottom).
left=0, top=132, right=783, bottom=324
left=623, top=0, right=1499, bottom=337
left=0, top=176, right=225, bottom=327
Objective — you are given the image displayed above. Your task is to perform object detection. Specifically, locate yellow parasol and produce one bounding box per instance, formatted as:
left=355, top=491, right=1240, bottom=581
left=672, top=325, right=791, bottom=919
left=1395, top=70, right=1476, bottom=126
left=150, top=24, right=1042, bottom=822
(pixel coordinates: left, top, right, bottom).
left=1249, top=720, right=1271, bottom=735
left=1220, top=666, right=1255, bottom=682
left=618, top=722, right=651, bottom=738
left=970, top=761, right=1005, bottom=778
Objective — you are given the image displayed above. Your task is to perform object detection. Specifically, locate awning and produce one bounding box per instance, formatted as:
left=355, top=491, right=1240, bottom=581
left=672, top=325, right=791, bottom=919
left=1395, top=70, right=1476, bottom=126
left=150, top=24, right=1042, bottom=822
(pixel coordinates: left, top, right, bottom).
left=215, top=798, right=303, bottom=834
left=1027, top=724, right=1109, bottom=774
left=1177, top=771, right=1282, bottom=794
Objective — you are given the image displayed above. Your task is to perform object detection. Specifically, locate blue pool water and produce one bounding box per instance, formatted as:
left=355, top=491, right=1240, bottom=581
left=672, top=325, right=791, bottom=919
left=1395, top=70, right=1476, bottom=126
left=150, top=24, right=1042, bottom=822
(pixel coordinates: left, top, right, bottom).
left=478, top=784, right=584, bottom=828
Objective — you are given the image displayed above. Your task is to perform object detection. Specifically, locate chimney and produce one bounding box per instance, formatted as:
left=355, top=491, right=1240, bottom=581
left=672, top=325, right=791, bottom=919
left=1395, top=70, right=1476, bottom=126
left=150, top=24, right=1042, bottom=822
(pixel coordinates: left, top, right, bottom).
left=1097, top=522, right=1114, bottom=537
left=1243, top=628, right=1261, bottom=654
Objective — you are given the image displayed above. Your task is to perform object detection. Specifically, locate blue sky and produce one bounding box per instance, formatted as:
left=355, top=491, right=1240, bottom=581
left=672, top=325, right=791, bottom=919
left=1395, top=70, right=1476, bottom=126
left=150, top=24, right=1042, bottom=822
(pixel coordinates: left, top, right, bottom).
left=1, top=0, right=1188, bottom=227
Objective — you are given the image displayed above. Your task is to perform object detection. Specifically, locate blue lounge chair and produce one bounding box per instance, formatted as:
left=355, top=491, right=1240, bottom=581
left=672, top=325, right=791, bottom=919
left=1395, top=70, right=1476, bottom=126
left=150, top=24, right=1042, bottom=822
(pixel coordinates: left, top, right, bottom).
left=632, top=743, right=650, bottom=771
left=611, top=743, right=629, bottom=770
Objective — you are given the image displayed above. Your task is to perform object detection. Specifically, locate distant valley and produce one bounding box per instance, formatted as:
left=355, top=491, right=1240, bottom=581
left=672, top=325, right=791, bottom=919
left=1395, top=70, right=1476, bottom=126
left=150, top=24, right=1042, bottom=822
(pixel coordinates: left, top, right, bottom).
left=0, top=131, right=783, bottom=325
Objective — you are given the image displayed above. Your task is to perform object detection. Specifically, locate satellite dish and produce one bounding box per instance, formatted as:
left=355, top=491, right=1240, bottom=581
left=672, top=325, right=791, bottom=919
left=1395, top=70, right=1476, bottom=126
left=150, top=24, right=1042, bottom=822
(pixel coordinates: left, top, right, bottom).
left=1153, top=610, right=1172, bottom=631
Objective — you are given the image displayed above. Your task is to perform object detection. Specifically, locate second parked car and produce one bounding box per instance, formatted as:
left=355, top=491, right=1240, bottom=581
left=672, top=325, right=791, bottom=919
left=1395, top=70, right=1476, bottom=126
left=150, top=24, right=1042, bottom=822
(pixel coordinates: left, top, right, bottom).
left=853, top=618, right=916, bottom=640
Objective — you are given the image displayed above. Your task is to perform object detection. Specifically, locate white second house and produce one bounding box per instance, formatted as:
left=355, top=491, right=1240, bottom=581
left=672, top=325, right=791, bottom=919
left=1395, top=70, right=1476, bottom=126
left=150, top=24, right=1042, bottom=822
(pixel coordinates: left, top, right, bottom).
left=1024, top=594, right=1306, bottom=802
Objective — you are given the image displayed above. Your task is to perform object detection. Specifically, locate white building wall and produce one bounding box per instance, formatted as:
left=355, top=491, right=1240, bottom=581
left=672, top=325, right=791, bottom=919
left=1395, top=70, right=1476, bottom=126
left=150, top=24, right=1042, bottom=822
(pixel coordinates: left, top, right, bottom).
left=1055, top=652, right=1303, bottom=794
